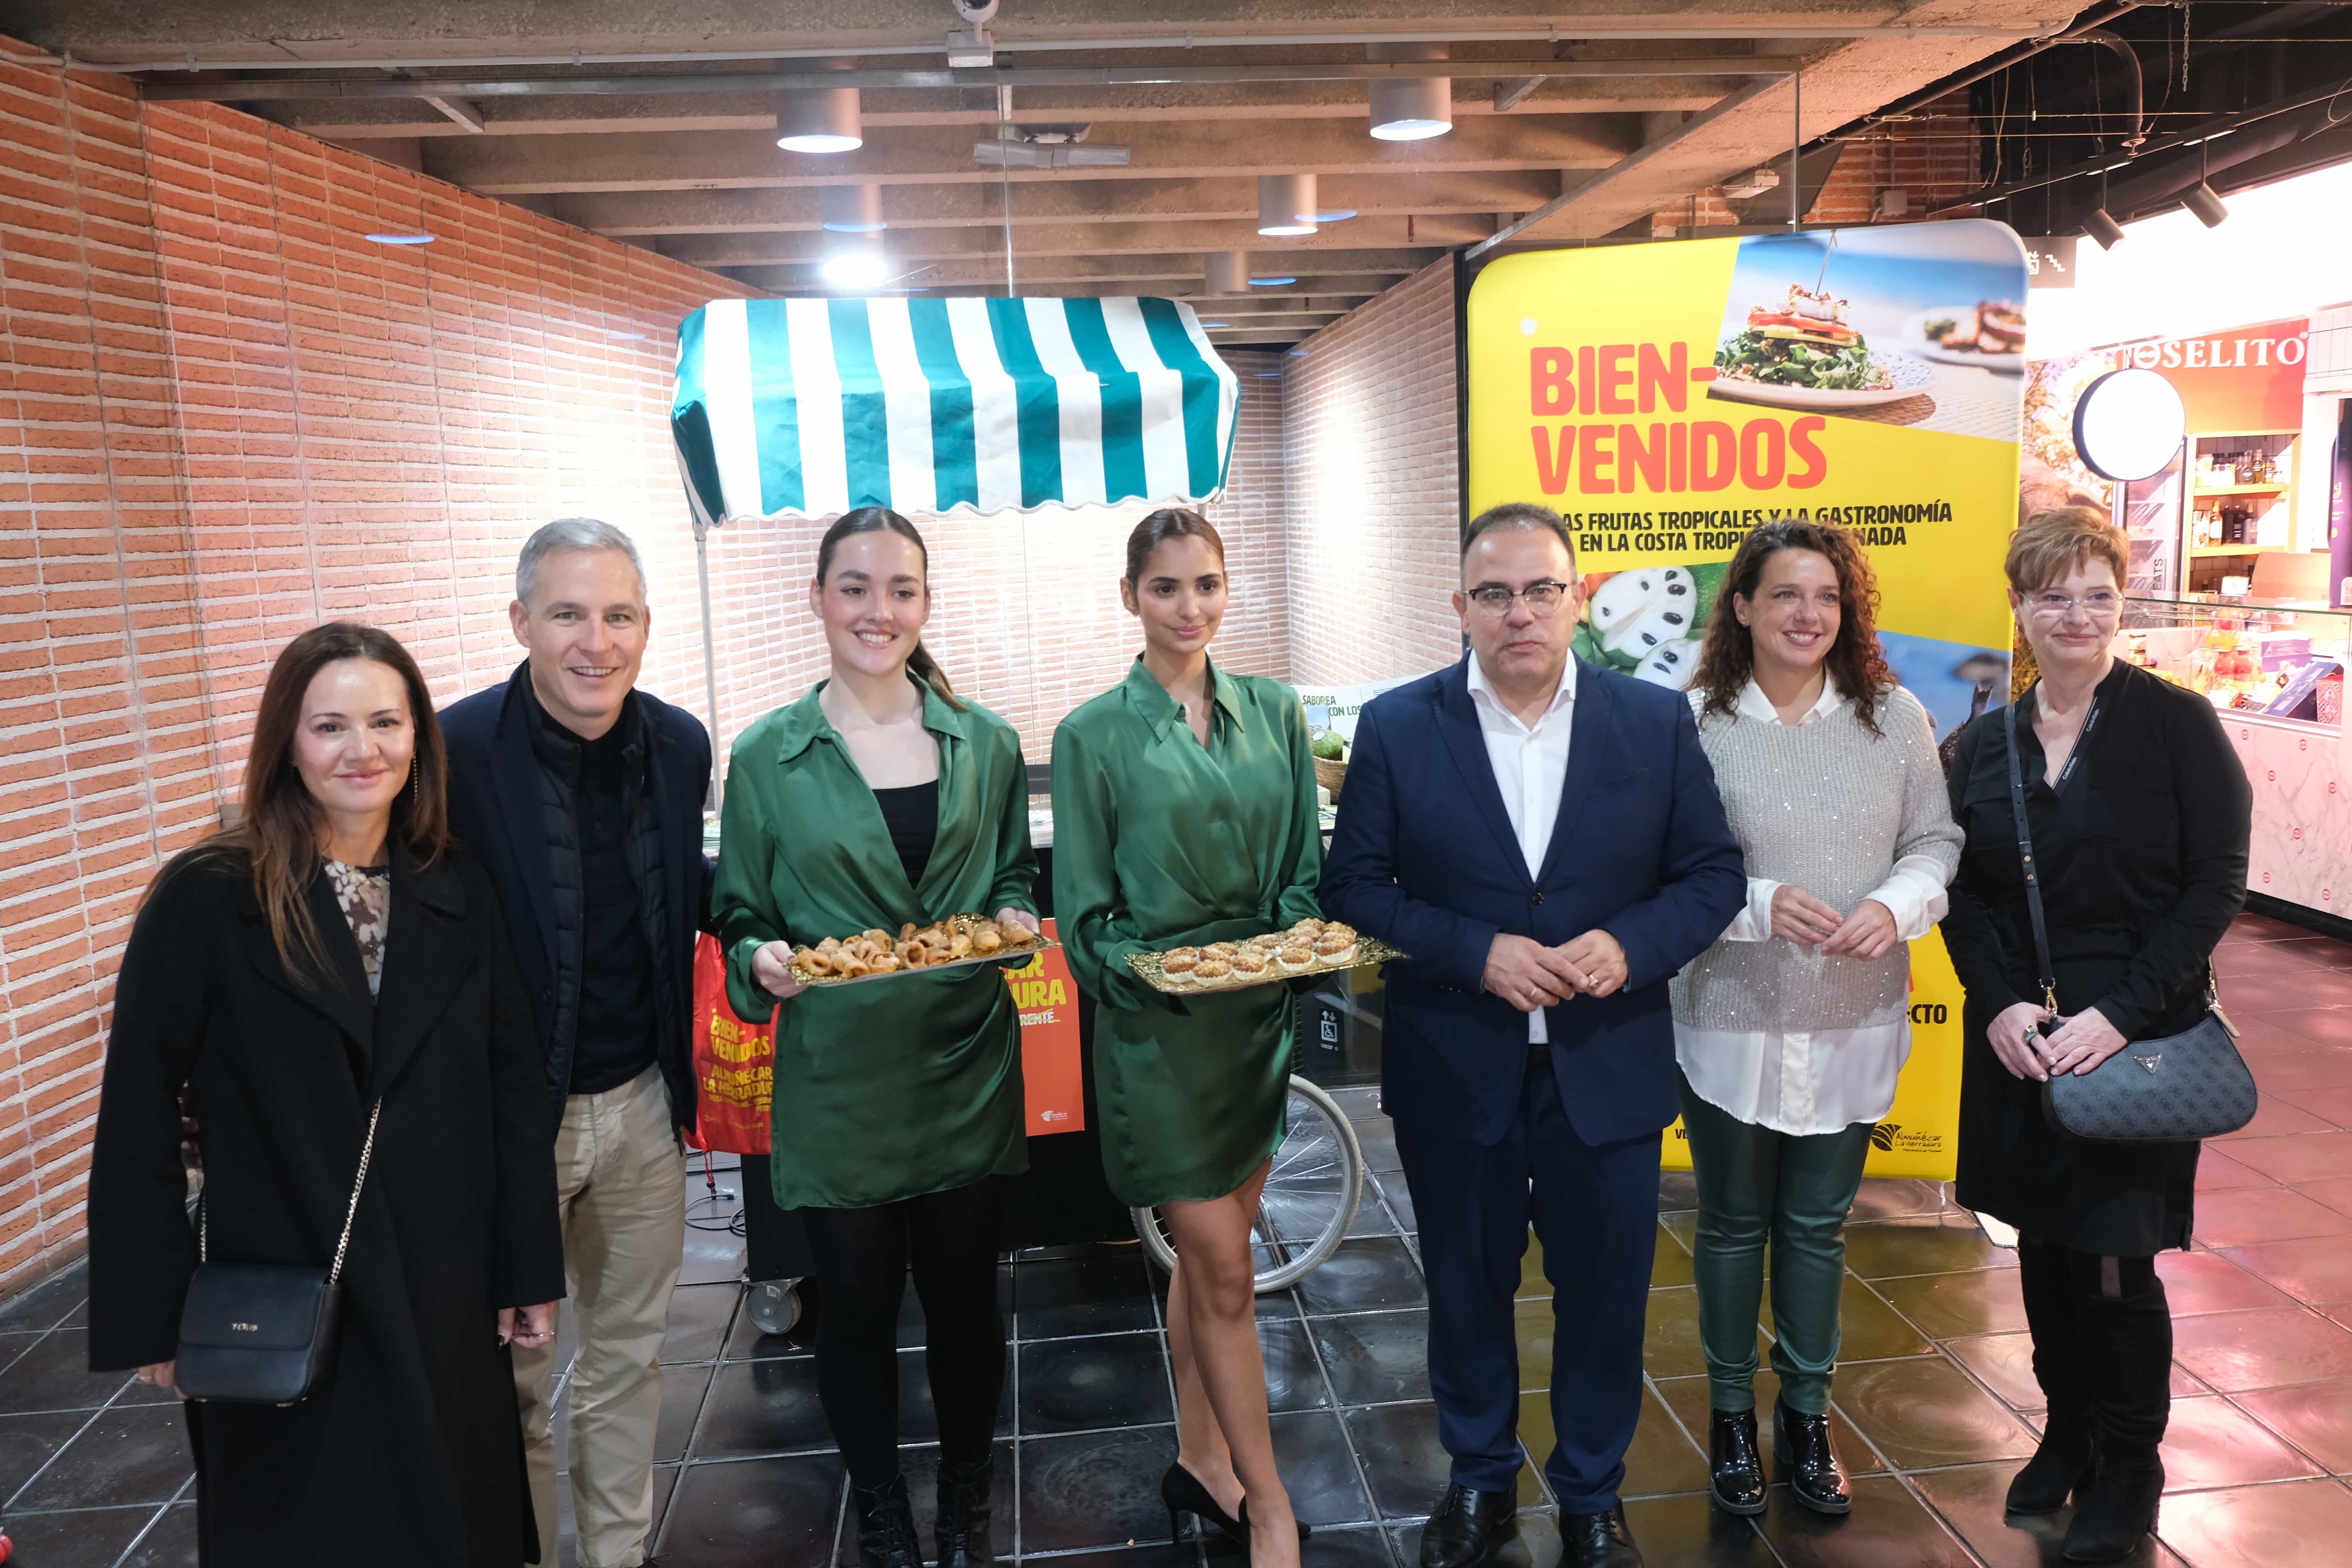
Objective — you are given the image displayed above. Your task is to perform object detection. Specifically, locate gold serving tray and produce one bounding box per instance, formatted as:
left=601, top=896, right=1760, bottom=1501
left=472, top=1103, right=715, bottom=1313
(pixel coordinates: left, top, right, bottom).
left=789, top=928, right=1055, bottom=989
left=1125, top=936, right=1407, bottom=995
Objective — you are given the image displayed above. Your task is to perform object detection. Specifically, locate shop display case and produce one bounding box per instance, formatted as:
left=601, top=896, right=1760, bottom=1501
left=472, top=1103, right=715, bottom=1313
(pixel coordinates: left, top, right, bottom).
left=2116, top=593, right=2348, bottom=733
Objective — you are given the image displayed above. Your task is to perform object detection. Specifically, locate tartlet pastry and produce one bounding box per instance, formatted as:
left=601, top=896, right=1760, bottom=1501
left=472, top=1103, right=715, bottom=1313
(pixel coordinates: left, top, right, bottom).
left=1203, top=941, right=1240, bottom=960
left=1230, top=948, right=1271, bottom=979
left=1193, top=956, right=1234, bottom=986
left=1311, top=929, right=1358, bottom=964
left=1287, top=918, right=1326, bottom=940
left=1275, top=941, right=1317, bottom=972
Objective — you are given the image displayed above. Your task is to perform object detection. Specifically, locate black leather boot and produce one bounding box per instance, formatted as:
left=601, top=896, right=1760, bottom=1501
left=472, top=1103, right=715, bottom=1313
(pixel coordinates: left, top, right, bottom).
left=1707, top=1409, right=1765, bottom=1516
left=1415, top=1482, right=1516, bottom=1568
left=936, top=1454, right=995, bottom=1568
left=2006, top=1409, right=2099, bottom=1514
left=1772, top=1401, right=1850, bottom=1515
left=2062, top=1451, right=2164, bottom=1564
left=850, top=1473, right=921, bottom=1568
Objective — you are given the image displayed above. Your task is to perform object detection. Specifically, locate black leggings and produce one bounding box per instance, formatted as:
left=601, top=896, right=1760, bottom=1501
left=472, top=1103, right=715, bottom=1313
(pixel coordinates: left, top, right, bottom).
left=800, top=1175, right=1009, bottom=1488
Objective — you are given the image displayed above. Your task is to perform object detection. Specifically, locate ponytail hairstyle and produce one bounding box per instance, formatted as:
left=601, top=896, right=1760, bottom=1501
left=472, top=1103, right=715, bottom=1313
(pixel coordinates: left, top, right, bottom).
left=1122, top=507, right=1226, bottom=586
left=1692, top=517, right=1895, bottom=736
left=815, top=506, right=966, bottom=711
left=177, top=622, right=453, bottom=982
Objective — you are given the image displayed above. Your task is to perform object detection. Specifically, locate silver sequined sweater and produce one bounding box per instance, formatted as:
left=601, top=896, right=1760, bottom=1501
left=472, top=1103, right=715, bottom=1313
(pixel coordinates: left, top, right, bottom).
left=1671, top=685, right=1963, bottom=1033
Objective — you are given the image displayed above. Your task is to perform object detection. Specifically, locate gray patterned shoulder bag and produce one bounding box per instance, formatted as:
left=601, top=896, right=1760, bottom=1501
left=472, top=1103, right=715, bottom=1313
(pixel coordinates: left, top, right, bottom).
left=2004, top=698, right=2256, bottom=1144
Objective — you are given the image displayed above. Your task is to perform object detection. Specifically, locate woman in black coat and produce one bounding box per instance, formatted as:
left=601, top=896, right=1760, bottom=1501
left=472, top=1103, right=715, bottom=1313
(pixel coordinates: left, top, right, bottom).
left=1942, top=510, right=2251, bottom=1565
left=87, top=622, right=565, bottom=1567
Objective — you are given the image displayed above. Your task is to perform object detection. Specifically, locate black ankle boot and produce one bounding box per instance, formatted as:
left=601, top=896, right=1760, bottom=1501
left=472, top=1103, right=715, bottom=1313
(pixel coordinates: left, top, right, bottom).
left=1772, top=1401, right=1849, bottom=1515
left=2007, top=1410, right=2099, bottom=1514
left=936, top=1455, right=995, bottom=1568
left=2062, top=1452, right=2164, bottom=1563
left=851, top=1473, right=921, bottom=1568
left=1707, top=1409, right=1765, bottom=1516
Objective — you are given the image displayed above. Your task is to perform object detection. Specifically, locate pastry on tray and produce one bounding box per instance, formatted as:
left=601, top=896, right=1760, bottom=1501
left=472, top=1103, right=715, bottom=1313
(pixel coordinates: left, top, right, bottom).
left=792, top=912, right=1042, bottom=985
left=1139, top=918, right=1380, bottom=991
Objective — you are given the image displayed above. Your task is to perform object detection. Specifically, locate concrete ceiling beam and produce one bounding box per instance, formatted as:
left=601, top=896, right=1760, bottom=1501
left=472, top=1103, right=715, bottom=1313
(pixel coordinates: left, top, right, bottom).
left=662, top=217, right=1486, bottom=266
left=545, top=170, right=1566, bottom=236
left=417, top=114, right=1635, bottom=195
left=273, top=78, right=1737, bottom=140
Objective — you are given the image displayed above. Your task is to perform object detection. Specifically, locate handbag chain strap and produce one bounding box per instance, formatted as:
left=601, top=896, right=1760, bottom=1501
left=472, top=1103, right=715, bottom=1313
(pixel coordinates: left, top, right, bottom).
left=2003, top=693, right=2220, bottom=1021
left=2002, top=697, right=2063, bottom=1015
left=199, top=1098, right=384, bottom=1285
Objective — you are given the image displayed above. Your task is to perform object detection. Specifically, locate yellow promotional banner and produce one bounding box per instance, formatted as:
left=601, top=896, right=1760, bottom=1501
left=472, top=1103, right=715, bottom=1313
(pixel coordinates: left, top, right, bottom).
left=1465, top=221, right=2028, bottom=1179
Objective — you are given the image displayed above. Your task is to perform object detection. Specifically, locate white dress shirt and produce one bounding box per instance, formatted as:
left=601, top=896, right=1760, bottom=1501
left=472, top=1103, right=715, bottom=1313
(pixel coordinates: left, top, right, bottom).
left=1675, top=677, right=1953, bottom=1135
left=1464, top=653, right=1577, bottom=1044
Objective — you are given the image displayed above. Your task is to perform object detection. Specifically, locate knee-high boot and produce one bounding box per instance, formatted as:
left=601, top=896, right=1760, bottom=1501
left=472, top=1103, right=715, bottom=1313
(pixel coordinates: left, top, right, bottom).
left=2007, top=1239, right=2098, bottom=1514
left=2063, top=1255, right=2170, bottom=1564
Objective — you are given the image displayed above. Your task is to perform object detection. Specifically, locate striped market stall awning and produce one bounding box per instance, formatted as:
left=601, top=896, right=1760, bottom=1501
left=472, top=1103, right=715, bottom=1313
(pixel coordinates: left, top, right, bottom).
left=671, top=295, right=1240, bottom=524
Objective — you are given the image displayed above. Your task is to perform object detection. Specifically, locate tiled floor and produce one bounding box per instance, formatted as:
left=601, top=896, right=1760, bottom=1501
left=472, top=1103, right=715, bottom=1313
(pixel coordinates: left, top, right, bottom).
left=17, top=910, right=2352, bottom=1566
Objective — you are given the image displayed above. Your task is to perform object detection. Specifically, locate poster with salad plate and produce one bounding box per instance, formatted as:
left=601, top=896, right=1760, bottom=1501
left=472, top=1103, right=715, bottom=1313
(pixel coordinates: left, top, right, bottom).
left=1462, top=220, right=2031, bottom=1181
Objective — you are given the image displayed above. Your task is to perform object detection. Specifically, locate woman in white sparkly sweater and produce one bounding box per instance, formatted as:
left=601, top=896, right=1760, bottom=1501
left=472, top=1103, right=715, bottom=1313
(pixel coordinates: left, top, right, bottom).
left=1668, top=520, right=1962, bottom=1521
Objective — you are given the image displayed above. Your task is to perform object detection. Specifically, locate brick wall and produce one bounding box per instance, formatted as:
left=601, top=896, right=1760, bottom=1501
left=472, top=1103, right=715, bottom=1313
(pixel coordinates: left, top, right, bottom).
left=1280, top=257, right=1465, bottom=687
left=1806, top=93, right=1980, bottom=224
left=0, top=39, right=1299, bottom=1293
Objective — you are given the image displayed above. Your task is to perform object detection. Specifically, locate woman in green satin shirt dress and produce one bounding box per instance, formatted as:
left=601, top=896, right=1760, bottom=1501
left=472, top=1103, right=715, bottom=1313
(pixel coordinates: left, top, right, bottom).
left=1051, top=509, right=1324, bottom=1568
left=711, top=509, right=1038, bottom=1568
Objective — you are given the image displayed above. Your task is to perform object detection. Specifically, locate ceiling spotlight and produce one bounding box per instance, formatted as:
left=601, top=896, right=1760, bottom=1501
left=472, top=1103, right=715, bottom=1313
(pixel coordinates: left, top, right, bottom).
left=820, top=183, right=886, bottom=233
left=1257, top=173, right=1317, bottom=237
left=777, top=72, right=861, bottom=153
left=819, top=235, right=890, bottom=289
left=973, top=124, right=1129, bottom=168
left=364, top=231, right=435, bottom=245
left=2183, top=180, right=2229, bottom=228
left=1249, top=276, right=1296, bottom=287
left=2084, top=207, right=2126, bottom=249
left=1368, top=41, right=1452, bottom=141
left=1205, top=251, right=1249, bottom=294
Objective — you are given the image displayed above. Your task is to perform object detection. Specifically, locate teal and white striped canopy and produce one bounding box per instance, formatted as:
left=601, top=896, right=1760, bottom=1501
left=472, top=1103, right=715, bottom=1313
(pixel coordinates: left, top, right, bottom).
left=671, top=296, right=1239, bottom=524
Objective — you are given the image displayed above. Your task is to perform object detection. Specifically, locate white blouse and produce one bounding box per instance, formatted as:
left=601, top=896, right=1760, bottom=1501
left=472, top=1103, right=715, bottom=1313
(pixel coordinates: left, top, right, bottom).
left=1674, top=679, right=1955, bottom=1137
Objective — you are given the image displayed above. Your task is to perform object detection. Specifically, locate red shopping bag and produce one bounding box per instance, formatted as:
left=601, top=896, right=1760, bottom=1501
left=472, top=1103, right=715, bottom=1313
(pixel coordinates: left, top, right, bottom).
left=688, top=933, right=773, bottom=1154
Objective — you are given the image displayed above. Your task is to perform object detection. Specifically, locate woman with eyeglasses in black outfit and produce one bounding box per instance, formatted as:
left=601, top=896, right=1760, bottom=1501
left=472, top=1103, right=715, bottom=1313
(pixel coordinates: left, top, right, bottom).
left=1942, top=509, right=2251, bottom=1564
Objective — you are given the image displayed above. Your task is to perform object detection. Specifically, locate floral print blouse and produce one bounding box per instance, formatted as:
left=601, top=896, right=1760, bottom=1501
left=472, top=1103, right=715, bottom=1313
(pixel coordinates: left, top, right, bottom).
left=324, top=860, right=391, bottom=998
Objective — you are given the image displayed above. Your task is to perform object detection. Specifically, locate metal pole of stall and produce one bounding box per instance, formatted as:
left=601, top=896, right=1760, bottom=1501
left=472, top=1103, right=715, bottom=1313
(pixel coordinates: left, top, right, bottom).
left=693, top=515, right=726, bottom=807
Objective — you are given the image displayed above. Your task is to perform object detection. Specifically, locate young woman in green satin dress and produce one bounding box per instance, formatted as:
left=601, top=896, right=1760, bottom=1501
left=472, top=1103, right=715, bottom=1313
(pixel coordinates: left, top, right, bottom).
left=711, top=509, right=1039, bottom=1568
left=1051, top=509, right=1322, bottom=1568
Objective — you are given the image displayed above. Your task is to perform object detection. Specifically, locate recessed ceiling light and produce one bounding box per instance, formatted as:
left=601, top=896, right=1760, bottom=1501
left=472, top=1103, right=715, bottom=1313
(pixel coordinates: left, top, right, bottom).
left=1249, top=276, right=1296, bottom=287
left=365, top=232, right=435, bottom=245
left=820, top=244, right=891, bottom=288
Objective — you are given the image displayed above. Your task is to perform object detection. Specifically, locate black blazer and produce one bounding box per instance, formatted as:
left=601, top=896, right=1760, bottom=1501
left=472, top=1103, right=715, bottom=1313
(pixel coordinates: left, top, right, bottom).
left=87, top=847, right=564, bottom=1565
left=439, top=664, right=714, bottom=1131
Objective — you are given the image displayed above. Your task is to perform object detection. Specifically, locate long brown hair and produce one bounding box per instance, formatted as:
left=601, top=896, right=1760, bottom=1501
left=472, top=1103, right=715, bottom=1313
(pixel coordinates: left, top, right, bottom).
left=816, top=506, right=966, bottom=711
left=185, top=622, right=453, bottom=980
left=1123, top=507, right=1226, bottom=583
left=1693, top=519, right=1896, bottom=736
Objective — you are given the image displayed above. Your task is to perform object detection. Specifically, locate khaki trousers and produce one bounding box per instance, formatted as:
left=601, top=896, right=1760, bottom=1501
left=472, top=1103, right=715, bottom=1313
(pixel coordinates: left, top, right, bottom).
left=512, top=1065, right=686, bottom=1568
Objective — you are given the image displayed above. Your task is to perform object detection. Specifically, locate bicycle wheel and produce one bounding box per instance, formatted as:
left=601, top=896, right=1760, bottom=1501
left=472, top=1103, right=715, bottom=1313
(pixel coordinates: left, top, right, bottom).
left=1132, top=1075, right=1365, bottom=1293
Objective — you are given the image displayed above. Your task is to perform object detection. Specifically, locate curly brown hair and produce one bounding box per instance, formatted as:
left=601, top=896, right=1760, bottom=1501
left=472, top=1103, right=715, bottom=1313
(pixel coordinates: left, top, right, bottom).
left=1692, top=519, right=1897, bottom=736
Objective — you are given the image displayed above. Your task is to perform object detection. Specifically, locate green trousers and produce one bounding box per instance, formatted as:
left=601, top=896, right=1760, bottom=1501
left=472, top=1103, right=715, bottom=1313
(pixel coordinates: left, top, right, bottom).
left=1678, top=1072, right=1874, bottom=1416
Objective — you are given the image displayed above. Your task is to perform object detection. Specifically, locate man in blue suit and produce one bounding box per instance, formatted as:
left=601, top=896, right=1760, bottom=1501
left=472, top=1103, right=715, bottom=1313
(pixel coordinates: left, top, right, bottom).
left=1321, top=503, right=1745, bottom=1568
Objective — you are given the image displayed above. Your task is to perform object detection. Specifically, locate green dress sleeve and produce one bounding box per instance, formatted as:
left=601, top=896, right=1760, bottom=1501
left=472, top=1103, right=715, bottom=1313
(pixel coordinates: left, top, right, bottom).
left=986, top=729, right=1041, bottom=920
left=712, top=736, right=787, bottom=1023
left=1050, top=719, right=1156, bottom=1010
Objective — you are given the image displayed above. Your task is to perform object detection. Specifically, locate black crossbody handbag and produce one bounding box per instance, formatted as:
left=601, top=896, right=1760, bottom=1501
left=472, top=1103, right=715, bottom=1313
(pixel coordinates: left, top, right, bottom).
left=174, top=1100, right=382, bottom=1405
left=2004, top=700, right=2256, bottom=1144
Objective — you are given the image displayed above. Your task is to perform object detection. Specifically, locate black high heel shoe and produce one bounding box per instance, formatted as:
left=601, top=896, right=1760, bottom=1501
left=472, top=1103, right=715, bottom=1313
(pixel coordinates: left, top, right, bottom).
left=1160, top=1463, right=1312, bottom=1548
